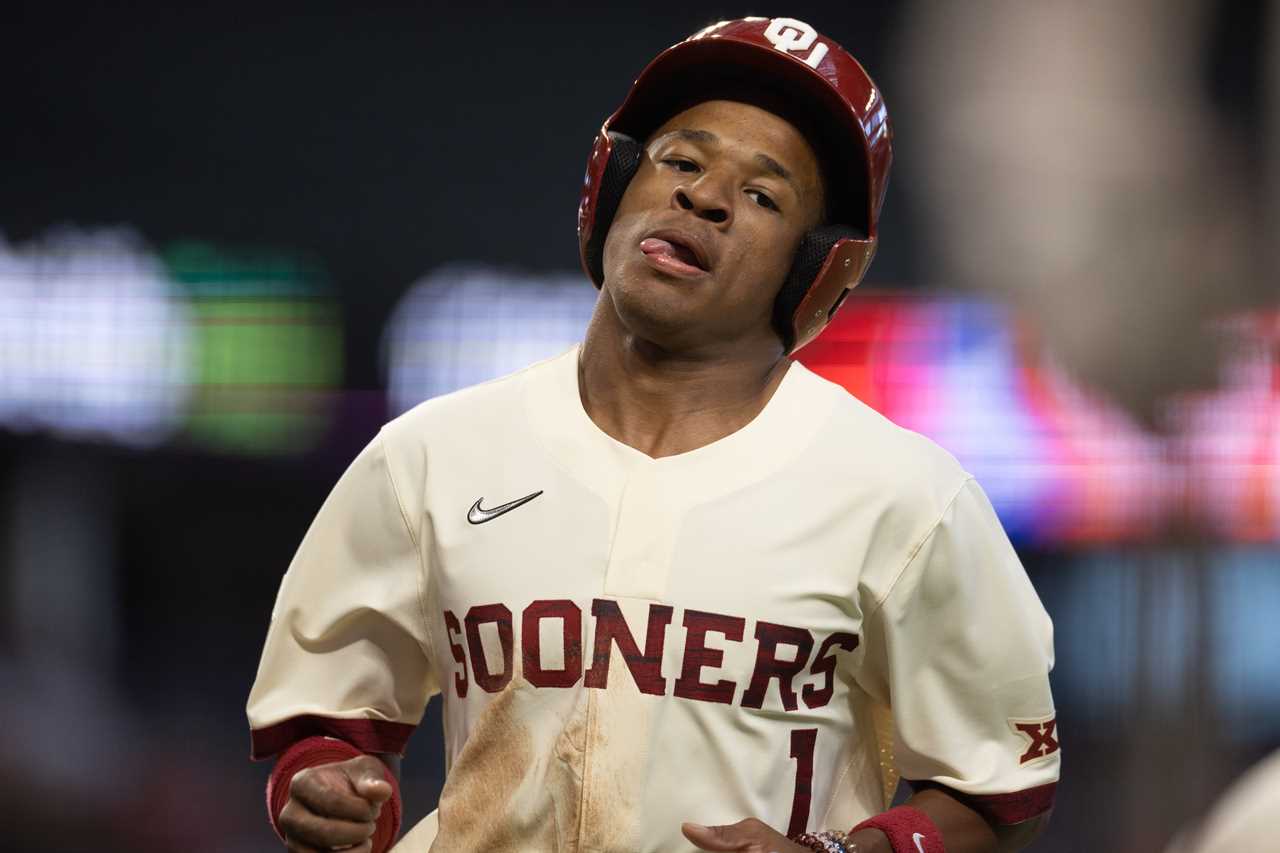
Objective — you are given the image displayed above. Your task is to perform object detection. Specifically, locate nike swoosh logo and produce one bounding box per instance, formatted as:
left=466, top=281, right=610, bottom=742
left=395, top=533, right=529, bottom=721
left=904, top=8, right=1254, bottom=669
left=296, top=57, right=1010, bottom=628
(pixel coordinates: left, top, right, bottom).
left=913, top=832, right=926, bottom=853
left=467, top=490, right=543, bottom=524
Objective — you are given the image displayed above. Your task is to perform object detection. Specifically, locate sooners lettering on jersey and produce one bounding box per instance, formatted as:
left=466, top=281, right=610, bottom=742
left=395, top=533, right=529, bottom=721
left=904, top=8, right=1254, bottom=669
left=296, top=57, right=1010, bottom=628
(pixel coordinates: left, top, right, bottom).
left=443, top=599, right=859, bottom=711
left=247, top=347, right=1060, bottom=852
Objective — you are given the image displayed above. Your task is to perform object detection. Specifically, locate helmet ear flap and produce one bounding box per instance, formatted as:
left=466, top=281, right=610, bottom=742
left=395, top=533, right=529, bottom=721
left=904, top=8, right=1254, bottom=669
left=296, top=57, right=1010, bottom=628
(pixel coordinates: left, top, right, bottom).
left=583, top=131, right=643, bottom=286
left=772, top=225, right=863, bottom=351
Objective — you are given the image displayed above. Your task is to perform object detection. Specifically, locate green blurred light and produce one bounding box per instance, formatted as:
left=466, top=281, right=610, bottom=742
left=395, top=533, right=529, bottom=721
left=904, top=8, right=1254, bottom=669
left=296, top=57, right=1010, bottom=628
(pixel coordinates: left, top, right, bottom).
left=164, top=242, right=342, bottom=456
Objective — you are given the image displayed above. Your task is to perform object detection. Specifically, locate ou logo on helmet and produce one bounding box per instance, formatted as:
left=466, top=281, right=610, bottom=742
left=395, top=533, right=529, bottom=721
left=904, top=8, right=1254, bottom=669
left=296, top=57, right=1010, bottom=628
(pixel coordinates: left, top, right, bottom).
left=763, top=17, right=830, bottom=69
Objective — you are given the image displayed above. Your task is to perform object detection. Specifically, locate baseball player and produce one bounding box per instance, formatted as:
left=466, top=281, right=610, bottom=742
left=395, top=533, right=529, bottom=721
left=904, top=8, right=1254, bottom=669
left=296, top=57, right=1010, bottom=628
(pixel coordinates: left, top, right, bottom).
left=1169, top=750, right=1280, bottom=852
left=247, top=17, right=1060, bottom=853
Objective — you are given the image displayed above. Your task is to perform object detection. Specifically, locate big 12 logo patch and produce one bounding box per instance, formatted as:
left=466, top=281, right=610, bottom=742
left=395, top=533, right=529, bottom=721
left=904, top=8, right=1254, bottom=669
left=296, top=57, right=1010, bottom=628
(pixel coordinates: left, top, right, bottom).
left=1010, top=715, right=1060, bottom=765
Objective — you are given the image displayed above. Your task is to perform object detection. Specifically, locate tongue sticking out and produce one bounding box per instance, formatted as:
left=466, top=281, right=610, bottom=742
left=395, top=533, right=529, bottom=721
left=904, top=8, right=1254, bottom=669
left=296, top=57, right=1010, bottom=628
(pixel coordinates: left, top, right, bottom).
left=639, top=237, right=705, bottom=275
left=640, top=237, right=676, bottom=256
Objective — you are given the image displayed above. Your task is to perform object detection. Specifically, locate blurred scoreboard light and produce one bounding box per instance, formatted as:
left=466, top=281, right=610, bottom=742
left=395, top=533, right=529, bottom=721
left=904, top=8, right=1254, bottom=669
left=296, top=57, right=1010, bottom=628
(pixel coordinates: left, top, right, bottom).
left=801, top=296, right=1277, bottom=544
left=0, top=230, right=343, bottom=455
left=382, top=264, right=595, bottom=414
left=799, top=297, right=1066, bottom=543
left=1172, top=313, right=1280, bottom=543
left=0, top=228, right=192, bottom=447
left=385, top=266, right=1280, bottom=545
left=799, top=295, right=1176, bottom=545
left=165, top=242, right=342, bottom=455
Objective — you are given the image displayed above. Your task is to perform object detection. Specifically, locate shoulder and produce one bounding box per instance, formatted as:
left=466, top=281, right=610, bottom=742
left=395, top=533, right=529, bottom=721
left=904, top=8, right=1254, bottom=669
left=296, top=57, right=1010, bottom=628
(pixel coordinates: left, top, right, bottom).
left=381, top=347, right=573, bottom=450
left=789, top=361, right=971, bottom=514
left=370, top=348, right=574, bottom=503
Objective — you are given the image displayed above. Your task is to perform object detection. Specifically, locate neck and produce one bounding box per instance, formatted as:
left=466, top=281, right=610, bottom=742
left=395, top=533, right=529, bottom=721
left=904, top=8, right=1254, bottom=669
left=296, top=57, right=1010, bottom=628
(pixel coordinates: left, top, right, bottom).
left=578, top=292, right=791, bottom=459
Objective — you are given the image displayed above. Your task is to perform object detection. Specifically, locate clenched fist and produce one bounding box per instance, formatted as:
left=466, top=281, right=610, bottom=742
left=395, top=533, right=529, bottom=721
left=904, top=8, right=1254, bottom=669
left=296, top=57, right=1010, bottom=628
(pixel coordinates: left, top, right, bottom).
left=279, top=754, right=393, bottom=852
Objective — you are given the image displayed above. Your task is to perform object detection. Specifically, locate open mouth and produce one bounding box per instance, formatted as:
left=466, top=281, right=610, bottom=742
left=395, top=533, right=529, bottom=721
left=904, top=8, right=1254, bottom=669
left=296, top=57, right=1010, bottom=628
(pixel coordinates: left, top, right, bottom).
left=638, top=232, right=710, bottom=278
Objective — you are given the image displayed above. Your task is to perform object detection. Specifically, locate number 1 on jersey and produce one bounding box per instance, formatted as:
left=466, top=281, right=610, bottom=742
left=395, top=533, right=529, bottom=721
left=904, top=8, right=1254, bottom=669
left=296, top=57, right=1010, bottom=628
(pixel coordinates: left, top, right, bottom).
left=787, top=728, right=817, bottom=836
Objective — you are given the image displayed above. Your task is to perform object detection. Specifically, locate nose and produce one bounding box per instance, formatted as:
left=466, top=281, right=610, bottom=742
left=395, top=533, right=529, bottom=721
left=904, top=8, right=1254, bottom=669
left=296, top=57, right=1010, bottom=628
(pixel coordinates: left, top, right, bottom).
left=672, top=175, right=731, bottom=225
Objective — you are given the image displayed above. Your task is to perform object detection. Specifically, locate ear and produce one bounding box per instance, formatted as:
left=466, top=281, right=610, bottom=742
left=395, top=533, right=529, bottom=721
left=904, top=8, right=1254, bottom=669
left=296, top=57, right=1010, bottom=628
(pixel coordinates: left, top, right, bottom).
left=581, top=131, right=643, bottom=286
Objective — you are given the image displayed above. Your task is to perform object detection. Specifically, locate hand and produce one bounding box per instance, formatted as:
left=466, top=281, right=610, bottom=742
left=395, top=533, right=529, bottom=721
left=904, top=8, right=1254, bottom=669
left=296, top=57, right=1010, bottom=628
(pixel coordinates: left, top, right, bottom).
left=682, top=818, right=812, bottom=853
left=278, top=754, right=392, bottom=852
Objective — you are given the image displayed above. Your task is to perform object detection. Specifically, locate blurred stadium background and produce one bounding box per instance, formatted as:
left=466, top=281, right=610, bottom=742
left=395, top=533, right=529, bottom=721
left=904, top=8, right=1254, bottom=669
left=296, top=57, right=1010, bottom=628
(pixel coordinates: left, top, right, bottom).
left=3, top=1, right=1276, bottom=851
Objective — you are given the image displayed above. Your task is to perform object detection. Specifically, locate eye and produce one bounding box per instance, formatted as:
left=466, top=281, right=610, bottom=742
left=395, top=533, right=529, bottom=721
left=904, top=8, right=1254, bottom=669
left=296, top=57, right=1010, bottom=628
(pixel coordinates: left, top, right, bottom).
left=661, top=158, right=700, bottom=173
left=747, top=189, right=779, bottom=212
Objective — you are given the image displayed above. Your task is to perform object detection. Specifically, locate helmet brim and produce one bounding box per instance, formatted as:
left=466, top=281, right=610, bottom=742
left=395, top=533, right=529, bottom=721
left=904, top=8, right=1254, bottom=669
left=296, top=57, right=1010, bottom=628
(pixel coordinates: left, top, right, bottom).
left=605, top=36, right=877, bottom=236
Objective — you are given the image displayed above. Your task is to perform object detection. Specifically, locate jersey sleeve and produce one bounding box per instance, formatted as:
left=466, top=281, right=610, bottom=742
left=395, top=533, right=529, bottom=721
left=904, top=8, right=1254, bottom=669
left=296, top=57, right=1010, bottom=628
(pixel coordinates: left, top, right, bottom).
left=855, top=477, right=1059, bottom=824
left=246, top=429, right=439, bottom=760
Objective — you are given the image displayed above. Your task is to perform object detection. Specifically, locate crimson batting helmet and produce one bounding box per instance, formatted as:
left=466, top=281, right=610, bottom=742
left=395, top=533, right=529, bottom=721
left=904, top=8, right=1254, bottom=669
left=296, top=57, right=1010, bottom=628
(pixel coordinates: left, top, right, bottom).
left=577, top=16, right=893, bottom=353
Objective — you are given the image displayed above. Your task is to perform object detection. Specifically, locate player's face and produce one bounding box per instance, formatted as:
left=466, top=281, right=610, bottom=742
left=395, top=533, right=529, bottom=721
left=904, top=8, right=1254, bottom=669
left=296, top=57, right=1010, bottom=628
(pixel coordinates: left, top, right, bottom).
left=600, top=99, right=825, bottom=354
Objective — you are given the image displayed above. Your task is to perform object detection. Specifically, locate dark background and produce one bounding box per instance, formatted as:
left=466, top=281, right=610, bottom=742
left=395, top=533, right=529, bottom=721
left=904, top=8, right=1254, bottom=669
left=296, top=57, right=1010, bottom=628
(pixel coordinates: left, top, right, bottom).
left=3, top=2, right=1276, bottom=852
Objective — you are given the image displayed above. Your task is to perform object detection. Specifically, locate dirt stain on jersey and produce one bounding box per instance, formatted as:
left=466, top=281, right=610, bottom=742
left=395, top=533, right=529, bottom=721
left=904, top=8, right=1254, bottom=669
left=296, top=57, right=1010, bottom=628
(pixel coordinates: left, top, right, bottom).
left=433, top=676, right=592, bottom=853
left=578, top=653, right=652, bottom=853
left=551, top=693, right=588, bottom=852
left=433, top=605, right=660, bottom=853
left=432, top=680, right=548, bottom=852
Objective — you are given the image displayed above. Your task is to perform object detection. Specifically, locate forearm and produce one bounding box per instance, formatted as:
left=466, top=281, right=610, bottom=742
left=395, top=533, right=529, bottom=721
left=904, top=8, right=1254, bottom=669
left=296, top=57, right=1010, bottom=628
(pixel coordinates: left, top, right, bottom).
left=847, top=787, right=1046, bottom=853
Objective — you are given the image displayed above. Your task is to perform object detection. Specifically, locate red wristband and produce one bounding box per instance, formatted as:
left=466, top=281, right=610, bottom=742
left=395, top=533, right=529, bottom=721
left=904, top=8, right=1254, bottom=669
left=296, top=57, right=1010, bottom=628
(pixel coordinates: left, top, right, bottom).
left=852, top=805, right=944, bottom=853
left=266, top=735, right=402, bottom=853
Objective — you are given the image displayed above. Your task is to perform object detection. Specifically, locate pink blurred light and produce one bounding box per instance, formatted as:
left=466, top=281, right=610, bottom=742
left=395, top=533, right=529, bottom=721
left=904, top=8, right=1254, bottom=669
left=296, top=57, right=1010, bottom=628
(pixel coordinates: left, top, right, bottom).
left=799, top=295, right=1278, bottom=544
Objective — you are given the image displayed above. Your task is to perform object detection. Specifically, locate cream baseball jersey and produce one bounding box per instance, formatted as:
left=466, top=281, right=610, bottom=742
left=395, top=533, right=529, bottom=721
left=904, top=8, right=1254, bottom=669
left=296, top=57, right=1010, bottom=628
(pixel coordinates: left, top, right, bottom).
left=247, top=346, right=1060, bottom=852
